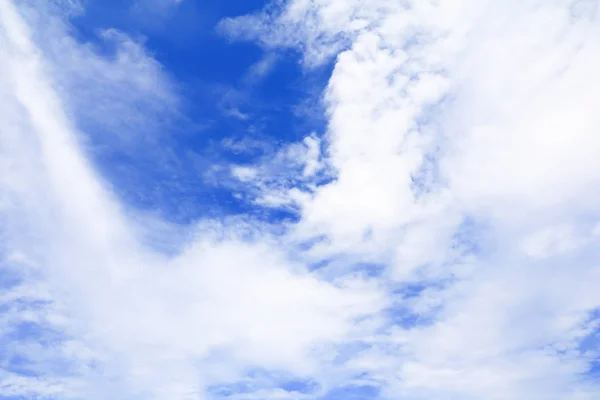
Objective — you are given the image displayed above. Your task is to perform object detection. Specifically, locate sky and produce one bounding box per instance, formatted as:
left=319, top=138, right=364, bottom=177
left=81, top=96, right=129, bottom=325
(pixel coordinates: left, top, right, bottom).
left=0, top=0, right=600, bottom=399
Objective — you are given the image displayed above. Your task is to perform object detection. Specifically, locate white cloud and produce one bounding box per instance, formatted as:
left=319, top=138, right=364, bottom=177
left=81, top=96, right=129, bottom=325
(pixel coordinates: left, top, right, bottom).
left=243, top=52, right=279, bottom=84
left=520, top=224, right=589, bottom=259
left=130, top=0, right=185, bottom=17
left=223, top=0, right=600, bottom=398
left=3, top=0, right=600, bottom=399
left=0, top=1, right=384, bottom=399
left=224, top=134, right=327, bottom=210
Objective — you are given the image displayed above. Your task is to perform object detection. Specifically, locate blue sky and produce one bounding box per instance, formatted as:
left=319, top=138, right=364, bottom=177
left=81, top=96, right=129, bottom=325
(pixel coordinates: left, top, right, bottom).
left=1, top=0, right=600, bottom=399
left=69, top=0, right=332, bottom=224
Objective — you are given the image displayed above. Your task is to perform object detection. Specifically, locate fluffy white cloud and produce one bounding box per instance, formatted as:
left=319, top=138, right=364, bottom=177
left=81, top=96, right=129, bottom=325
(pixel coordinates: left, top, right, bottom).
left=224, top=0, right=600, bottom=398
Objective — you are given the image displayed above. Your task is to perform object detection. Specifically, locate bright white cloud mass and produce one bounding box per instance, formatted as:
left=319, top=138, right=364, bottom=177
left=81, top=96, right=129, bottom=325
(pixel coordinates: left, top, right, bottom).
left=1, top=0, right=600, bottom=399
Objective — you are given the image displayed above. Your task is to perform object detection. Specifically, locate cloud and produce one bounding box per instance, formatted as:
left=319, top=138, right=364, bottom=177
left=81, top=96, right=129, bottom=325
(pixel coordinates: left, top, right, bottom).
left=3, top=0, right=600, bottom=399
left=130, top=0, right=185, bottom=18
left=217, top=0, right=359, bottom=67
left=242, top=53, right=279, bottom=85
left=223, top=0, right=600, bottom=398
left=0, top=1, right=384, bottom=399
